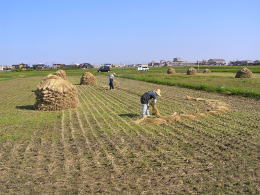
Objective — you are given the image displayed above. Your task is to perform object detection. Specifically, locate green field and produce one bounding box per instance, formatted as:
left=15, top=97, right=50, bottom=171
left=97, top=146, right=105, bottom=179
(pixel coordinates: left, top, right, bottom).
left=0, top=72, right=259, bottom=193
left=1, top=65, right=259, bottom=98
left=113, top=66, right=260, bottom=99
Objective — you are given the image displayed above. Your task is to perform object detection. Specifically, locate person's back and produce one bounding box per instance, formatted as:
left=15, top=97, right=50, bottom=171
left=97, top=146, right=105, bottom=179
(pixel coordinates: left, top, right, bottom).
left=140, top=89, right=161, bottom=118
left=108, top=73, right=115, bottom=89
left=141, top=91, right=157, bottom=104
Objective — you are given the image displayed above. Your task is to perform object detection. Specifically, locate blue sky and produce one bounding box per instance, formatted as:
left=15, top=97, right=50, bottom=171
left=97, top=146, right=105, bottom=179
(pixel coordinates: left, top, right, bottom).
left=0, top=0, right=259, bottom=65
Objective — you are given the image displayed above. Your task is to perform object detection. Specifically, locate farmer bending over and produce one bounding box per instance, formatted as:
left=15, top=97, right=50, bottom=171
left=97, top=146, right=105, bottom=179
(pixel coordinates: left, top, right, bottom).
left=108, top=73, right=115, bottom=90
left=140, top=89, right=161, bottom=118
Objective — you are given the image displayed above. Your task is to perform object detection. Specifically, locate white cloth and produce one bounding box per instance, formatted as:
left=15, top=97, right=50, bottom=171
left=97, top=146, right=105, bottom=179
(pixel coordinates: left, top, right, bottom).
left=108, top=74, right=114, bottom=83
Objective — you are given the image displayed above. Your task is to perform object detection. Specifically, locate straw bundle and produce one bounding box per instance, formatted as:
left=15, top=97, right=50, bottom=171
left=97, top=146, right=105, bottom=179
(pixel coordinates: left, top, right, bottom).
left=149, top=101, right=160, bottom=117
left=203, top=69, right=211, bottom=73
left=167, top=68, right=176, bottom=74
left=187, top=67, right=197, bottom=75
left=235, top=67, right=253, bottom=78
left=80, top=72, right=96, bottom=85
left=34, top=74, right=78, bottom=111
left=54, top=69, right=67, bottom=80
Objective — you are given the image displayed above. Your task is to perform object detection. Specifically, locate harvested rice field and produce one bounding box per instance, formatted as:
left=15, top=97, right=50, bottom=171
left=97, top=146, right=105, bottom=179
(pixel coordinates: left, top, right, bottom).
left=0, top=75, right=259, bottom=194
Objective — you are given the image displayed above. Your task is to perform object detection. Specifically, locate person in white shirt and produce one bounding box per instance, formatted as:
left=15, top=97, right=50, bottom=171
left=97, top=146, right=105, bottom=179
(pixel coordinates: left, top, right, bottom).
left=108, top=73, right=115, bottom=90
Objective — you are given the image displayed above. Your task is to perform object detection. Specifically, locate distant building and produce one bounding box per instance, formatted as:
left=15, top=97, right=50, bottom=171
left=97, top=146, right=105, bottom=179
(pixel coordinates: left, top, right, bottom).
left=150, top=58, right=198, bottom=67
left=32, top=64, right=48, bottom=69
left=230, top=60, right=254, bottom=65
left=207, top=59, right=226, bottom=65
left=160, top=60, right=168, bottom=66
left=53, top=64, right=65, bottom=69
left=111, top=64, right=122, bottom=68
left=148, top=61, right=161, bottom=66
left=80, top=63, right=94, bottom=69
left=12, top=63, right=30, bottom=69
left=65, top=64, right=80, bottom=69
left=197, top=60, right=208, bottom=65
left=173, top=58, right=183, bottom=62
left=0, top=65, right=14, bottom=71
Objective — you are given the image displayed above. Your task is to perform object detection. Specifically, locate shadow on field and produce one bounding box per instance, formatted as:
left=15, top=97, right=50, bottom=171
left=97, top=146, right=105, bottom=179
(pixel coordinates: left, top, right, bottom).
left=119, top=113, right=139, bottom=118
left=16, top=105, right=35, bottom=110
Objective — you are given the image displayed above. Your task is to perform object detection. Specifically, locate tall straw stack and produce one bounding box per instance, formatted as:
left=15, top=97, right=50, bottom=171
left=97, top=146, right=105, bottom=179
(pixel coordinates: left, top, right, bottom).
left=54, top=69, right=67, bottom=80
left=34, top=74, right=78, bottom=111
left=80, top=72, right=96, bottom=85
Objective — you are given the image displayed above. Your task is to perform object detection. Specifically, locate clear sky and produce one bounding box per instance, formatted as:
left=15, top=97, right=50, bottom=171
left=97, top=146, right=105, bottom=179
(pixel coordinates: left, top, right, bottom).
left=0, top=0, right=259, bottom=65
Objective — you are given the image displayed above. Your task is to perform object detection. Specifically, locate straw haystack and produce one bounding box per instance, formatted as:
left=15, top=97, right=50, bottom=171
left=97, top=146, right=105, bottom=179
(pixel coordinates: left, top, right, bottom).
left=80, top=72, right=96, bottom=85
left=54, top=69, right=67, bottom=80
left=114, top=80, right=120, bottom=88
left=203, top=69, right=211, bottom=74
left=167, top=68, right=176, bottom=74
left=34, top=74, right=78, bottom=111
left=187, top=67, right=197, bottom=75
left=149, top=101, right=160, bottom=117
left=134, top=96, right=230, bottom=125
left=235, top=67, right=253, bottom=78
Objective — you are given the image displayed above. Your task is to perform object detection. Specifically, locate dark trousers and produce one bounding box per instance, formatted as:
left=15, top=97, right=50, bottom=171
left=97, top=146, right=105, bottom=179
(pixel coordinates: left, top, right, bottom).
left=109, top=82, right=114, bottom=89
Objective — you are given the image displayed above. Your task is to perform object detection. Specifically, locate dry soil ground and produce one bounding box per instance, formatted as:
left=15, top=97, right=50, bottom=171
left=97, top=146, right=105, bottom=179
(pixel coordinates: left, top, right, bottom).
left=0, top=76, right=259, bottom=194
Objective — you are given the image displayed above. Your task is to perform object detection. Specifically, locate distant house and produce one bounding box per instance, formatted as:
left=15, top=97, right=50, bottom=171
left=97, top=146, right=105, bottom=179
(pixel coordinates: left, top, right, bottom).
left=80, top=63, right=94, bottom=69
left=32, top=64, right=48, bottom=69
left=173, top=58, right=183, bottom=62
left=0, top=66, right=3, bottom=71
left=160, top=60, right=168, bottom=66
left=148, top=61, right=161, bottom=67
left=2, top=65, right=13, bottom=71
left=111, top=64, right=122, bottom=68
left=207, top=59, right=226, bottom=65
left=103, top=63, right=113, bottom=67
left=65, top=64, right=80, bottom=69
left=12, top=63, right=30, bottom=69
left=197, top=60, right=208, bottom=65
left=230, top=60, right=253, bottom=65
left=53, top=64, right=65, bottom=69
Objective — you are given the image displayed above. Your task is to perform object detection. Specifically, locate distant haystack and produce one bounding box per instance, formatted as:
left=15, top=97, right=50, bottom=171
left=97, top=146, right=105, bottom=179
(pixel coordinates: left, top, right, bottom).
left=235, top=67, right=253, bottom=78
left=167, top=67, right=176, bottom=74
left=54, top=69, right=67, bottom=80
left=187, top=67, right=197, bottom=75
left=80, top=72, right=96, bottom=85
left=203, top=69, right=211, bottom=74
left=34, top=74, right=78, bottom=111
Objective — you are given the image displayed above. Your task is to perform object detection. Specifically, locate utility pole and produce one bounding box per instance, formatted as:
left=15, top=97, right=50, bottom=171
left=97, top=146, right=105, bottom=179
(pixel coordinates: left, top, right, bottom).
left=197, top=60, right=199, bottom=71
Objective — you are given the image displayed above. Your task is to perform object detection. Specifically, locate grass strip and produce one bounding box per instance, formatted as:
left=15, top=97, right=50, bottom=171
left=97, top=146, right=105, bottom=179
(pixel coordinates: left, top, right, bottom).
left=119, top=75, right=260, bottom=100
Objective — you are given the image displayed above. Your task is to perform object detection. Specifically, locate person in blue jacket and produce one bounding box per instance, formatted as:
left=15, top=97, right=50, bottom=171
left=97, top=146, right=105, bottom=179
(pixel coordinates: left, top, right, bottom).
left=140, top=89, right=161, bottom=118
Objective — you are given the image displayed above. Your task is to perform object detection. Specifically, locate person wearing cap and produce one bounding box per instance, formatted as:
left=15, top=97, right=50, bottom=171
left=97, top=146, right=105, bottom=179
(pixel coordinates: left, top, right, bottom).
left=108, top=73, right=116, bottom=90
left=140, top=89, right=161, bottom=118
